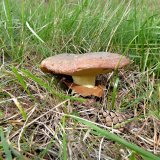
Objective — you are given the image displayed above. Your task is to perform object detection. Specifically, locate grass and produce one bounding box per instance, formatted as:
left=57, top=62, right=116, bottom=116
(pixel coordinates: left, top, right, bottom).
left=0, top=0, right=160, bottom=159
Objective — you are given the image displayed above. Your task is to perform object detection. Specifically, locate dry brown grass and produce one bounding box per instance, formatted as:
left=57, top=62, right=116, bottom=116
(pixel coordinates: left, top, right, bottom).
left=0, top=54, right=160, bottom=159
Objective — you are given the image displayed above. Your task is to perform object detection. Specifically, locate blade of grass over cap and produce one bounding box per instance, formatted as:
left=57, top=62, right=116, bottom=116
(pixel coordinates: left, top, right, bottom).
left=69, top=115, right=160, bottom=160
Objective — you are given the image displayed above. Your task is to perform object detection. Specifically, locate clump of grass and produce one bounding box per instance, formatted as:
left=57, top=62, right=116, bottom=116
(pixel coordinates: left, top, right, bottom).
left=1, top=0, right=160, bottom=75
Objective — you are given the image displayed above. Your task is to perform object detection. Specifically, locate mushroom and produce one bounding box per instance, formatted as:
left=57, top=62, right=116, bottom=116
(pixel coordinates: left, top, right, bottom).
left=40, top=52, right=130, bottom=97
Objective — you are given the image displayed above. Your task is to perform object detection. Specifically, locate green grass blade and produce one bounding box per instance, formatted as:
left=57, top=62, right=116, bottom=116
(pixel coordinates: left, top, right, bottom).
left=17, top=0, right=25, bottom=59
left=129, top=151, right=137, bottom=160
left=142, top=156, right=153, bottom=160
left=26, top=21, right=45, bottom=43
left=111, top=76, right=119, bottom=110
left=0, top=110, right=4, bottom=118
left=37, top=139, right=55, bottom=159
left=21, top=69, right=85, bottom=102
left=12, top=96, right=27, bottom=120
left=3, top=0, right=15, bottom=55
left=158, top=84, right=160, bottom=115
left=12, top=67, right=32, bottom=98
left=5, top=91, right=27, bottom=120
left=21, top=0, right=25, bottom=27
left=69, top=115, right=160, bottom=160
left=62, top=116, right=67, bottom=160
left=0, top=128, right=12, bottom=160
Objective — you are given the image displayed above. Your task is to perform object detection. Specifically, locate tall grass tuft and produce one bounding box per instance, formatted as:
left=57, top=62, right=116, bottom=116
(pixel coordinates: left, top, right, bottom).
left=2, top=0, right=15, bottom=57
left=0, top=0, right=159, bottom=76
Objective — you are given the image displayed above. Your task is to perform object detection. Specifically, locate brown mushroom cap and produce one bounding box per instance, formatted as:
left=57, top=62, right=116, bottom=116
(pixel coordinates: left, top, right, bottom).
left=40, top=52, right=130, bottom=76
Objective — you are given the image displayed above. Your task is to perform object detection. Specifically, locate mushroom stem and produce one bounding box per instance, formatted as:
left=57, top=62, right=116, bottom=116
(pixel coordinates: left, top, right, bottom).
left=72, top=75, right=96, bottom=88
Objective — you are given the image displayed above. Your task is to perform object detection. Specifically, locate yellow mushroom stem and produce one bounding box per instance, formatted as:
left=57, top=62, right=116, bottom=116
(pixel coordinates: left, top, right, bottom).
left=72, top=75, right=96, bottom=88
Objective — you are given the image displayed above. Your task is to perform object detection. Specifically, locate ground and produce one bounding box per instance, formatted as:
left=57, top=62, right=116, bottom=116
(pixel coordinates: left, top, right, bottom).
left=0, top=0, right=160, bottom=159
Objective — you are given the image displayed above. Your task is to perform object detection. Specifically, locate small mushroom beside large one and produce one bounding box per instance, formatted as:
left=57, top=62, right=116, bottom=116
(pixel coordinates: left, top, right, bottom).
left=40, top=52, right=130, bottom=97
